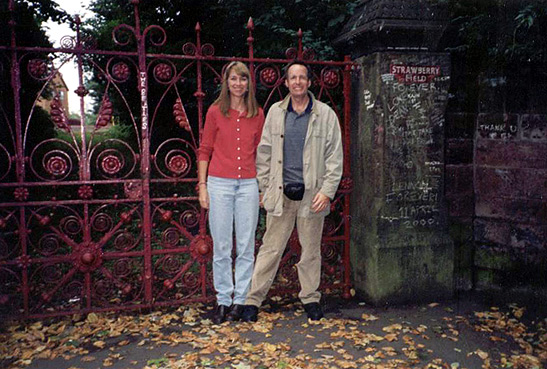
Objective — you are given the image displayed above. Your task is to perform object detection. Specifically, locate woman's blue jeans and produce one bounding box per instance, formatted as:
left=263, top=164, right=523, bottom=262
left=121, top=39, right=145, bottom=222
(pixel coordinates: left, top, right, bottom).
left=207, top=176, right=259, bottom=306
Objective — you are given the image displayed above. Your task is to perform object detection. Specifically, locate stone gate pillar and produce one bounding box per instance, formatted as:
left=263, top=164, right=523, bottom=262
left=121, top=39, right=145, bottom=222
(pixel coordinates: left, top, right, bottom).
left=336, top=0, right=453, bottom=304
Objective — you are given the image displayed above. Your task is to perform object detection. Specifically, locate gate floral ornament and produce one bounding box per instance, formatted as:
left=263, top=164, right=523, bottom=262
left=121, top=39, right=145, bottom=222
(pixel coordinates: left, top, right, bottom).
left=0, top=0, right=354, bottom=319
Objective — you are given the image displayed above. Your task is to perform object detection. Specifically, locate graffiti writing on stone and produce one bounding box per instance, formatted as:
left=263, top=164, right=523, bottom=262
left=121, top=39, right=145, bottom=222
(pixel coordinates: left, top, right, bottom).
left=364, top=89, right=374, bottom=110
left=375, top=57, right=450, bottom=229
left=479, top=122, right=517, bottom=139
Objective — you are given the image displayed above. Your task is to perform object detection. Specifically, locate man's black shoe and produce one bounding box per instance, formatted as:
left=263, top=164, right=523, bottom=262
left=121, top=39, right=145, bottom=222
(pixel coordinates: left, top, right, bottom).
left=226, top=304, right=245, bottom=322
left=240, top=305, right=258, bottom=322
left=213, top=305, right=230, bottom=324
left=303, top=302, right=323, bottom=321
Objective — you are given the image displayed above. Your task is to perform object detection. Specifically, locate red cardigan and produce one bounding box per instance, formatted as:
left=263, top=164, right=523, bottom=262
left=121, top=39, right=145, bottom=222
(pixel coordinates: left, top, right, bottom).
left=198, top=104, right=265, bottom=179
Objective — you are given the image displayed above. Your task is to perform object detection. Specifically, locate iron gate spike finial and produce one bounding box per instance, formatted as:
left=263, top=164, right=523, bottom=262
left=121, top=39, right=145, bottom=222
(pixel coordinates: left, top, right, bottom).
left=297, top=28, right=303, bottom=59
left=247, top=17, right=255, bottom=61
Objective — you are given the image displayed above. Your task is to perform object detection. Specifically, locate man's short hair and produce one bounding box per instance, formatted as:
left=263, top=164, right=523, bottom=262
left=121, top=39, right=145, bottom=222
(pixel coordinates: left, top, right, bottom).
left=284, top=61, right=313, bottom=80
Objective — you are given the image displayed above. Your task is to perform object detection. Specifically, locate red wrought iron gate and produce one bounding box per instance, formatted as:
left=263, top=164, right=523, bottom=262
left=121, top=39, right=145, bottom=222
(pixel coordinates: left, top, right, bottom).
left=0, top=1, right=353, bottom=319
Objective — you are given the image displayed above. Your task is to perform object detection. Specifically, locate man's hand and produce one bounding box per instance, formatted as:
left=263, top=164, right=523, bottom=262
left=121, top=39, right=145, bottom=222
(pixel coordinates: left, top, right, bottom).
left=259, top=193, right=264, bottom=208
left=311, top=192, right=330, bottom=213
left=199, top=185, right=209, bottom=209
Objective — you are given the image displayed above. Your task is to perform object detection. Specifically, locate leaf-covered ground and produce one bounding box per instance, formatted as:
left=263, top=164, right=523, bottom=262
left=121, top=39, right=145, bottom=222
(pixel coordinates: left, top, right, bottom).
left=1, top=294, right=546, bottom=369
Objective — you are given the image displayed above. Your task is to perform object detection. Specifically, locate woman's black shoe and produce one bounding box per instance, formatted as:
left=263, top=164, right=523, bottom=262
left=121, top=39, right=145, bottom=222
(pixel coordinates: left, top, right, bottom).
left=213, top=305, right=230, bottom=324
left=226, top=304, right=245, bottom=321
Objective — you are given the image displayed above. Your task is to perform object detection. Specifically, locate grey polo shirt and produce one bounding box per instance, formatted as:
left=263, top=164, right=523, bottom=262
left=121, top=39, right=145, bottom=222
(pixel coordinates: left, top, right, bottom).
left=283, top=97, right=312, bottom=186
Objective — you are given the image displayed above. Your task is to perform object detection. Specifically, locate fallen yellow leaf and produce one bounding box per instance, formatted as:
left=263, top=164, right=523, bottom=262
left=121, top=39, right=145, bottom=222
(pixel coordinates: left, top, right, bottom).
left=102, top=357, right=114, bottom=367
left=382, top=323, right=402, bottom=332
left=86, top=313, right=99, bottom=324
left=92, top=340, right=106, bottom=349
left=264, top=343, right=277, bottom=353
left=361, top=313, right=379, bottom=321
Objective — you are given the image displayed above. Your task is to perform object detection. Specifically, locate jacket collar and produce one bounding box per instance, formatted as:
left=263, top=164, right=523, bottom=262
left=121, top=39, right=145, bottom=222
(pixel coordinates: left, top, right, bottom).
left=279, top=92, right=319, bottom=116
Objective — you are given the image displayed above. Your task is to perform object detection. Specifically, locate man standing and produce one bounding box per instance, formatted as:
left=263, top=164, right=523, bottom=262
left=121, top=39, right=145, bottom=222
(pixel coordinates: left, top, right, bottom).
left=242, top=62, right=343, bottom=322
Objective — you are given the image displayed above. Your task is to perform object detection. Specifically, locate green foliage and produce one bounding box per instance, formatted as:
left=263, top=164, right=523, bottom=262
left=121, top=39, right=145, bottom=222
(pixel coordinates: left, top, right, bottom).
left=0, top=0, right=68, bottom=46
left=55, top=121, right=133, bottom=147
left=440, top=0, right=547, bottom=69
left=0, top=1, right=67, bottom=183
left=437, top=0, right=547, bottom=113
left=18, top=0, right=67, bottom=23
left=204, top=0, right=359, bottom=59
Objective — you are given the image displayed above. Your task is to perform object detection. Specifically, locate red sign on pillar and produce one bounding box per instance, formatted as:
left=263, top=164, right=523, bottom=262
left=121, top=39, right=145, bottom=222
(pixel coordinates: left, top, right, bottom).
left=390, top=64, right=441, bottom=84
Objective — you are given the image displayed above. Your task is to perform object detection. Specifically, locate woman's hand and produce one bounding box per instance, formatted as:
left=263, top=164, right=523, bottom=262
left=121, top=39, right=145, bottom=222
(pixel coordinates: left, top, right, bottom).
left=199, top=184, right=210, bottom=209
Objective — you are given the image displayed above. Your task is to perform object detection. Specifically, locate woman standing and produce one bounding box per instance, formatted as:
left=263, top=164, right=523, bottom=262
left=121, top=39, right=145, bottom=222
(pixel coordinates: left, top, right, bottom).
left=198, top=62, right=264, bottom=324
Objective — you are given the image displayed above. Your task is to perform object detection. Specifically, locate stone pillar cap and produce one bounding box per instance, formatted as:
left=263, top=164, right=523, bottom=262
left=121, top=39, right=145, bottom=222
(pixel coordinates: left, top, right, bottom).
left=335, top=0, right=449, bottom=57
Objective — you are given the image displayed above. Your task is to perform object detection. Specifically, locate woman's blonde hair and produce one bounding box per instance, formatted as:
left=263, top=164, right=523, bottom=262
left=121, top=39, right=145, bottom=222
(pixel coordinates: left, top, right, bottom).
left=213, top=61, right=259, bottom=118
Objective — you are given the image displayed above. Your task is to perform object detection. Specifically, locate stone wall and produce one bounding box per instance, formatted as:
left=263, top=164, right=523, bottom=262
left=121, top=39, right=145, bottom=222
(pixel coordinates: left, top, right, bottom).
left=446, top=110, right=547, bottom=291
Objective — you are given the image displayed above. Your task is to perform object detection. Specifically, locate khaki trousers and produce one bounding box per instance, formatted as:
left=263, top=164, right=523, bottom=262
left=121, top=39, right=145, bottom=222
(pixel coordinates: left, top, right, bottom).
left=246, top=196, right=324, bottom=307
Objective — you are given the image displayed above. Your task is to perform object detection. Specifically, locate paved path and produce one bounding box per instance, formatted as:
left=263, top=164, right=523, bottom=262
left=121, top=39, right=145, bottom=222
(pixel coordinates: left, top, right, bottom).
left=2, top=290, right=546, bottom=369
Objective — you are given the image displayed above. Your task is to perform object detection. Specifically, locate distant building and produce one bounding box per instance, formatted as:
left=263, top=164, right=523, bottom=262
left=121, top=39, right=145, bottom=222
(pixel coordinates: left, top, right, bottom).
left=37, top=71, right=69, bottom=114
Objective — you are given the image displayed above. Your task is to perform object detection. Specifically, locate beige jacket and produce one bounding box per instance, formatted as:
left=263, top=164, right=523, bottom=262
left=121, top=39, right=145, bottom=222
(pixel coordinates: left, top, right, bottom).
left=257, top=93, right=343, bottom=217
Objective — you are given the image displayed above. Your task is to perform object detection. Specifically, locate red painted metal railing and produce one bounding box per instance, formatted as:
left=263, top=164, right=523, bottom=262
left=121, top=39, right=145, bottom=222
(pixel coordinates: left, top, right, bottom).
left=0, top=0, right=354, bottom=319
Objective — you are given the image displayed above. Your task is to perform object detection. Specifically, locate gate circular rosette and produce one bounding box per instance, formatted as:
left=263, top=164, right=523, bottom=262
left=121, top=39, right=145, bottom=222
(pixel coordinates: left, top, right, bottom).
left=107, top=58, right=133, bottom=83
left=89, top=139, right=138, bottom=180
left=321, top=67, right=342, bottom=89
left=258, top=64, right=282, bottom=88
left=150, top=59, right=177, bottom=85
left=153, top=138, right=195, bottom=179
left=29, top=139, right=79, bottom=182
left=27, top=58, right=55, bottom=81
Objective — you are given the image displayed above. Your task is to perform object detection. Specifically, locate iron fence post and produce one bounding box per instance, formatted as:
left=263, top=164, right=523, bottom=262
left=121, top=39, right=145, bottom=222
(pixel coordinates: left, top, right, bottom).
left=342, top=54, right=353, bottom=299
left=133, top=0, right=153, bottom=304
